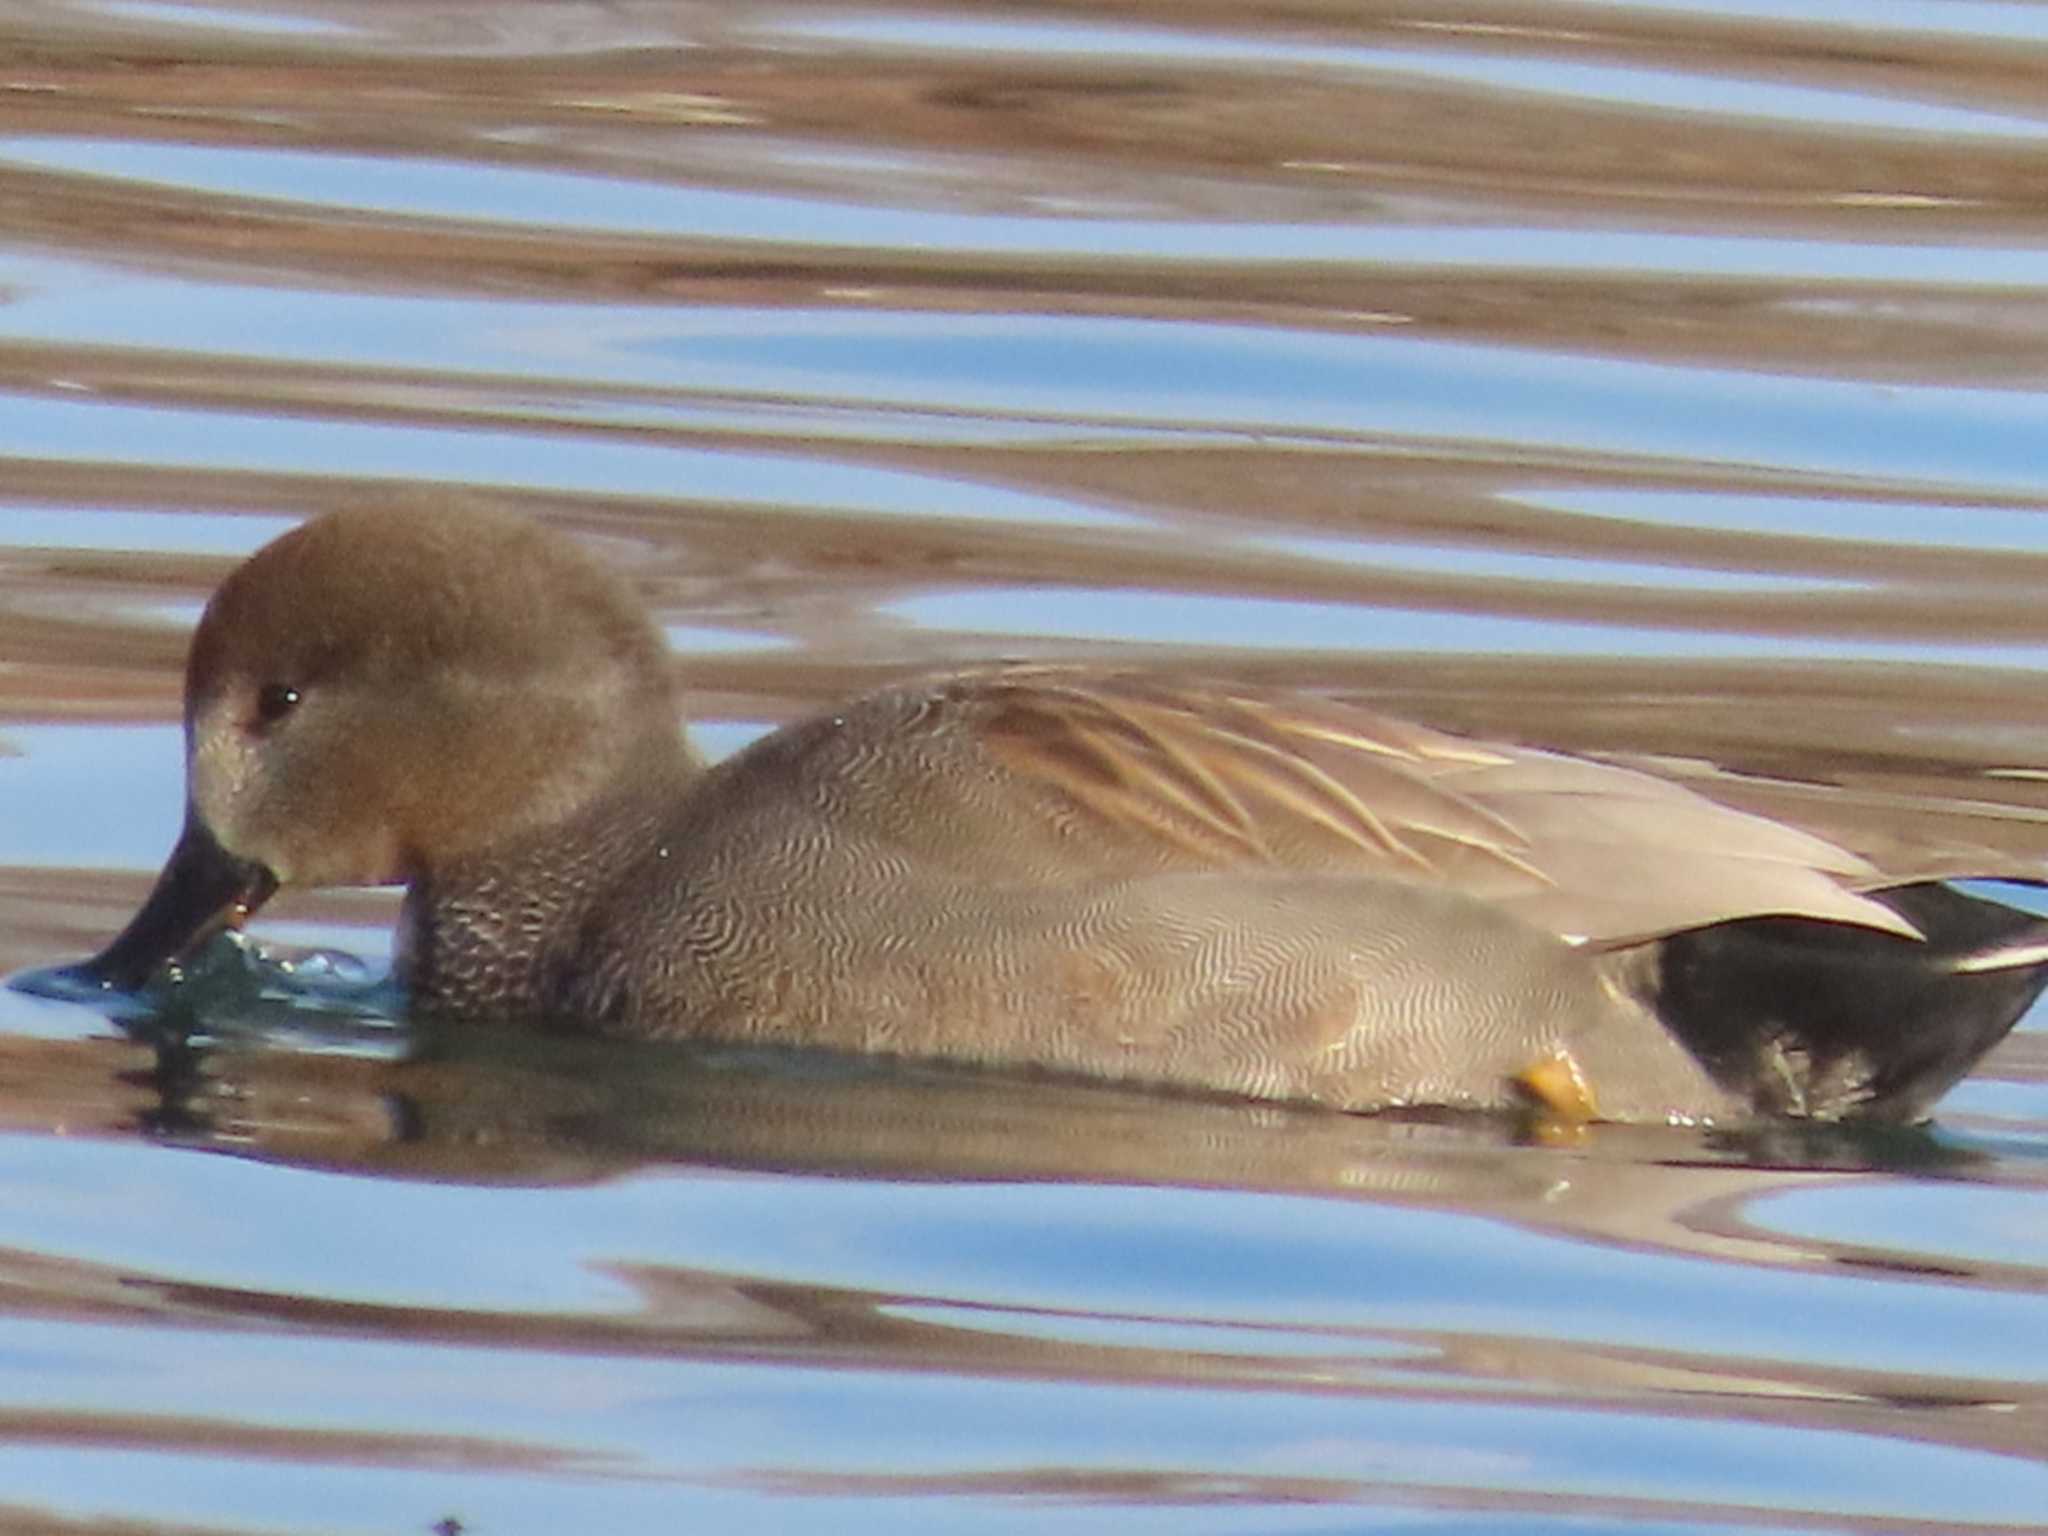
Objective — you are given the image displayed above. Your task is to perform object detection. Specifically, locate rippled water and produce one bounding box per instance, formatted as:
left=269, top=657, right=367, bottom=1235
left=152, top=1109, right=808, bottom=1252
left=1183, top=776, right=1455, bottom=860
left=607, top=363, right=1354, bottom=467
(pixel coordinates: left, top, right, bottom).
left=2, top=2, right=2048, bottom=1531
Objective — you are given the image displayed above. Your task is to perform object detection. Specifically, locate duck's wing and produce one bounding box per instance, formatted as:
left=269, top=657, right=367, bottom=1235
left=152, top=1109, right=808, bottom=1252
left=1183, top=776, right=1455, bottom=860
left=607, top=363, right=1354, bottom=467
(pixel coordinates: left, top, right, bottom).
left=967, top=670, right=1919, bottom=945
left=1602, top=752, right=2048, bottom=889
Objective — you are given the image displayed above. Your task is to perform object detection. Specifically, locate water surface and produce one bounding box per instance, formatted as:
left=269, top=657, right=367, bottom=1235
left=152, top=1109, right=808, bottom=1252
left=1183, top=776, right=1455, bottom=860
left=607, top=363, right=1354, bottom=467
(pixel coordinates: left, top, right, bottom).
left=1, top=1, right=2046, bottom=1531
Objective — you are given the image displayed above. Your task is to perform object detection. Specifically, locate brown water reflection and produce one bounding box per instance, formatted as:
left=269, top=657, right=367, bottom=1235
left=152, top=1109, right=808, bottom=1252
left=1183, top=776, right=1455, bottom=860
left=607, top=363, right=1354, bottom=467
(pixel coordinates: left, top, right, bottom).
left=3, top=0, right=2048, bottom=1530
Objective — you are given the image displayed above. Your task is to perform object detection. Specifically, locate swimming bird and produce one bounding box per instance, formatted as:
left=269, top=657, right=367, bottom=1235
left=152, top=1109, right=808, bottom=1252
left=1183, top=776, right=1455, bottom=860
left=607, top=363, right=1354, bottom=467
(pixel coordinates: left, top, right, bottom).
left=79, top=505, right=2048, bottom=1124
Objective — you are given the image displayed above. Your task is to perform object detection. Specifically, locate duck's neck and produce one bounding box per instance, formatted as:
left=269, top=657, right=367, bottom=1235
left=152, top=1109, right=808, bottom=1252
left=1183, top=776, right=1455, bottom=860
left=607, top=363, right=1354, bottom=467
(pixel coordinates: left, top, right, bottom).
left=396, top=745, right=698, bottom=1024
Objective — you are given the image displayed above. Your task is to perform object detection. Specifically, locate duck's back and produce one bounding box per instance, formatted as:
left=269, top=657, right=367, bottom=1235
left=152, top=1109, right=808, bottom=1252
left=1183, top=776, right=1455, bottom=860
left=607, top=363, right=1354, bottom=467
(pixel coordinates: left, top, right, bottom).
left=491, top=673, right=1736, bottom=1116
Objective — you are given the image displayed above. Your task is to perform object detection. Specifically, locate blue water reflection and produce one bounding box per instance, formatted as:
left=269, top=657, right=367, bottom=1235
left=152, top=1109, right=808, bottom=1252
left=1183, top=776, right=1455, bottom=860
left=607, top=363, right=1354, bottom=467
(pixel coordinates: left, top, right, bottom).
left=6, top=303, right=2048, bottom=498
left=9, top=139, right=2048, bottom=286
left=889, top=588, right=2048, bottom=668
left=787, top=16, right=2048, bottom=140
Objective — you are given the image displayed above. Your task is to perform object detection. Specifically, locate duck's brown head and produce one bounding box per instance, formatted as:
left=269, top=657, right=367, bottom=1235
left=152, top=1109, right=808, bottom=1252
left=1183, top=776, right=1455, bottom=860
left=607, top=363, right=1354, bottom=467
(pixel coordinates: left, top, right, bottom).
left=85, top=504, right=684, bottom=990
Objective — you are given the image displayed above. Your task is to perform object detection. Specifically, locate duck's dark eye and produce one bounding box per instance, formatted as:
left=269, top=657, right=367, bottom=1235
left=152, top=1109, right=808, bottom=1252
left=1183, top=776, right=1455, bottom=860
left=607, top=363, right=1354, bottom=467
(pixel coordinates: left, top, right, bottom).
left=254, top=682, right=302, bottom=726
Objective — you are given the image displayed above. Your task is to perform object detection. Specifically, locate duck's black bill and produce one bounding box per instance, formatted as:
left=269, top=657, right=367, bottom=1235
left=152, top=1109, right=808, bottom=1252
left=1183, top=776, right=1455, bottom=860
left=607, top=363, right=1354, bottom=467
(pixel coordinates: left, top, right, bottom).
left=77, top=815, right=279, bottom=992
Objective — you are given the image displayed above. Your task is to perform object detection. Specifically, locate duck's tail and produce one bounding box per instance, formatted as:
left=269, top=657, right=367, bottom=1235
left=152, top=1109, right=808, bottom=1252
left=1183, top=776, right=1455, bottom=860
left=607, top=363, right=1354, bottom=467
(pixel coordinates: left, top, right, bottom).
left=1638, top=882, right=2048, bottom=1122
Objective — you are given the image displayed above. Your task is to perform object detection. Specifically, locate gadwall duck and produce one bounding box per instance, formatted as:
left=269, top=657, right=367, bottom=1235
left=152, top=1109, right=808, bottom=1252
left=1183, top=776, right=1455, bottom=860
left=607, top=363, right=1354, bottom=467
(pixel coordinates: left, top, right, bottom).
left=78, top=506, right=2048, bottom=1124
